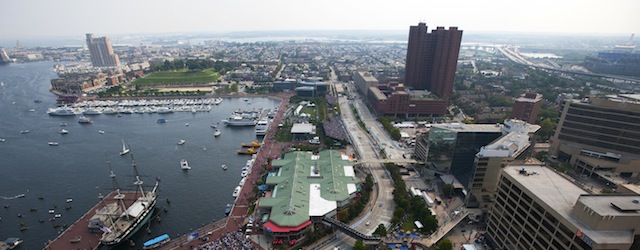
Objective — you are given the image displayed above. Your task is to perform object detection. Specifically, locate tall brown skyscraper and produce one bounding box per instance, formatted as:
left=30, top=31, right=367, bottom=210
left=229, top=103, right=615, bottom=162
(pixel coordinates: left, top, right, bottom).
left=511, top=92, right=543, bottom=124
left=405, top=23, right=462, bottom=100
left=86, top=33, right=120, bottom=68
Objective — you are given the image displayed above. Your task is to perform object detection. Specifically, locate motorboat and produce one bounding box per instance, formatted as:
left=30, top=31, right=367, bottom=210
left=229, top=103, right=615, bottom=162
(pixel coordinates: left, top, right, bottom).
left=78, top=116, right=92, bottom=124
left=143, top=234, right=170, bottom=249
left=48, top=141, right=59, bottom=146
left=59, top=128, right=69, bottom=134
left=240, top=170, right=248, bottom=178
left=98, top=130, right=105, bottom=134
left=119, top=139, right=130, bottom=156
left=177, top=139, right=185, bottom=145
left=214, top=98, right=223, bottom=105
left=0, top=138, right=5, bottom=142
left=224, top=204, right=232, bottom=215
left=82, top=108, right=102, bottom=115
left=180, top=159, right=190, bottom=170
left=47, top=107, right=76, bottom=116
left=20, top=130, right=30, bottom=134
left=157, top=118, right=167, bottom=123
left=232, top=186, right=241, bottom=197
left=213, top=129, right=221, bottom=137
left=221, top=164, right=228, bottom=170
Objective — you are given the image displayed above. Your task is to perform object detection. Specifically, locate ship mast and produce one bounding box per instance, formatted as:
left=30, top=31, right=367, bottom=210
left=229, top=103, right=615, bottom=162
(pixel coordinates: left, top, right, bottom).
left=130, top=154, right=146, bottom=196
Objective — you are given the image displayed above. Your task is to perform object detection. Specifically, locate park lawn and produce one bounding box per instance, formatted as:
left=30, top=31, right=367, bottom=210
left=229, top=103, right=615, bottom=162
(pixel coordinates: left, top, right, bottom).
left=133, top=69, right=220, bottom=86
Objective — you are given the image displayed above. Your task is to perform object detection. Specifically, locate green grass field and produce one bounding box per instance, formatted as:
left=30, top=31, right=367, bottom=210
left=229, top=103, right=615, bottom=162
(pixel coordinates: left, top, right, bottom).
left=133, top=69, right=220, bottom=85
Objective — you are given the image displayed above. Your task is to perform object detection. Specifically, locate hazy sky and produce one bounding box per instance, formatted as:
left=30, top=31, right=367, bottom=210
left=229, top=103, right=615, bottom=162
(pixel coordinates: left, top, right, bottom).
left=3, top=0, right=639, bottom=39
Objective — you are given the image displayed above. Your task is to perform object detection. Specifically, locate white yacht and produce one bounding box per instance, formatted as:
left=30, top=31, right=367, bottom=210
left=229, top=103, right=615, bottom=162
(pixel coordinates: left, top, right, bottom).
left=254, top=119, right=269, bottom=136
left=232, top=186, right=241, bottom=197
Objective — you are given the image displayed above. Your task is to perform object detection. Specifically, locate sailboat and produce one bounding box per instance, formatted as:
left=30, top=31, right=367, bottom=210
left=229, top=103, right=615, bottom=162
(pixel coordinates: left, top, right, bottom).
left=120, top=139, right=130, bottom=156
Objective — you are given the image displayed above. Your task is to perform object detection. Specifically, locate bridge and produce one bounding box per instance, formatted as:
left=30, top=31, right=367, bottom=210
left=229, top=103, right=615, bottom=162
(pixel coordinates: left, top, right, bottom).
left=322, top=216, right=381, bottom=245
left=353, top=158, right=421, bottom=165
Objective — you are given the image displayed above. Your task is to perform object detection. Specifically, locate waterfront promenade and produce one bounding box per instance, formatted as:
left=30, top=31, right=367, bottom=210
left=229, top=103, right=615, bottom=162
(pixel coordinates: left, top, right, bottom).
left=158, top=93, right=292, bottom=250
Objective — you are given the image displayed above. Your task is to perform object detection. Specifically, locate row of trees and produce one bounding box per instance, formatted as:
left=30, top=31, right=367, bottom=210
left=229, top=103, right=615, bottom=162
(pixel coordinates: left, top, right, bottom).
left=337, top=174, right=374, bottom=223
left=378, top=117, right=402, bottom=140
left=385, top=164, right=439, bottom=233
left=150, top=59, right=240, bottom=74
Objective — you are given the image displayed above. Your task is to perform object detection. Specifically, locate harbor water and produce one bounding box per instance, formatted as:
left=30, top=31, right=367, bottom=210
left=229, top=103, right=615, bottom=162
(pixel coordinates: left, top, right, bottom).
left=0, top=62, right=280, bottom=249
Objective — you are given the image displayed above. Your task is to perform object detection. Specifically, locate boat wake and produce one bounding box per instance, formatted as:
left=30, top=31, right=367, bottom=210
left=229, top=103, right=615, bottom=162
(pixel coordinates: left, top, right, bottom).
left=1, top=193, right=26, bottom=200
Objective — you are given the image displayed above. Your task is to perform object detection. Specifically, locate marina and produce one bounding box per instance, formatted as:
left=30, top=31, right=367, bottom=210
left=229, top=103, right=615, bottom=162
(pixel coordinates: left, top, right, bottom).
left=0, top=62, right=283, bottom=250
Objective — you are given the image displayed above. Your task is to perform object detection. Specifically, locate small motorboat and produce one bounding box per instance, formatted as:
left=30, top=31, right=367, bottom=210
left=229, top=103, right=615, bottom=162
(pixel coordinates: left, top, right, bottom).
left=221, top=165, right=228, bottom=170
left=180, top=159, right=191, bottom=170
left=20, top=130, right=30, bottom=134
left=59, top=128, right=69, bottom=134
left=213, top=129, right=221, bottom=137
left=48, top=141, right=59, bottom=146
left=98, top=130, right=105, bottom=134
left=177, top=139, right=185, bottom=145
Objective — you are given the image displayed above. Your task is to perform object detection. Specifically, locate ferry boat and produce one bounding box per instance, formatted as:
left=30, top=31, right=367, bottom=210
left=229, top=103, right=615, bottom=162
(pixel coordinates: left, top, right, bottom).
left=254, top=119, right=269, bottom=135
left=142, top=234, right=170, bottom=249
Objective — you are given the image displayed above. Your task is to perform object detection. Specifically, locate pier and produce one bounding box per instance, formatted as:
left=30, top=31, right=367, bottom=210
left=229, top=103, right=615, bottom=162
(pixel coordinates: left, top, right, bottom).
left=158, top=93, right=292, bottom=250
left=43, top=191, right=143, bottom=250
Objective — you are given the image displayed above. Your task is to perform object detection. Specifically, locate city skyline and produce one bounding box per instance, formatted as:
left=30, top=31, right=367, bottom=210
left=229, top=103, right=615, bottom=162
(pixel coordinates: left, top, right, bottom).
left=3, top=0, right=639, bottom=39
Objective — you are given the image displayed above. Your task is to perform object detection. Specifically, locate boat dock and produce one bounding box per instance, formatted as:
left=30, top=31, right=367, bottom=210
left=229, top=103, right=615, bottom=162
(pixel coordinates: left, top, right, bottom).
left=44, top=190, right=143, bottom=250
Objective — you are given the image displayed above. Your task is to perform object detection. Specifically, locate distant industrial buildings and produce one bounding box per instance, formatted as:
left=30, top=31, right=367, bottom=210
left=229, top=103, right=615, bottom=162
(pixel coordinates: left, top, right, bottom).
left=550, top=94, right=640, bottom=181
left=584, top=37, right=640, bottom=77
left=487, top=165, right=640, bottom=249
left=86, top=33, right=121, bottom=68
left=511, top=92, right=543, bottom=124
left=356, top=23, right=462, bottom=117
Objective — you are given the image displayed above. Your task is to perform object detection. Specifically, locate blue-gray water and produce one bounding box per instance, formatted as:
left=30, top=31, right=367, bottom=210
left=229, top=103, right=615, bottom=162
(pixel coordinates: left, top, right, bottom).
left=0, top=62, right=279, bottom=249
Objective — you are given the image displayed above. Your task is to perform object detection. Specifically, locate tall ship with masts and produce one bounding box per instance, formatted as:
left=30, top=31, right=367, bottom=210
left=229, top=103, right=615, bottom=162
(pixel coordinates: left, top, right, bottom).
left=44, top=158, right=159, bottom=249
left=89, top=158, right=159, bottom=246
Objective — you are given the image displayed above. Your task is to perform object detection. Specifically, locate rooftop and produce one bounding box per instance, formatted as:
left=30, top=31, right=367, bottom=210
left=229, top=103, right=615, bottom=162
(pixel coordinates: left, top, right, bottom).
left=432, top=123, right=504, bottom=133
left=503, top=166, right=636, bottom=245
left=260, top=150, right=358, bottom=227
left=478, top=132, right=530, bottom=158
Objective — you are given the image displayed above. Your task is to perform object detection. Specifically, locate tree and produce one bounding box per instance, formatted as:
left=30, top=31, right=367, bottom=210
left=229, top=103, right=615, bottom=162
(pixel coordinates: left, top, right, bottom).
left=538, top=118, right=555, bottom=141
left=373, top=224, right=388, bottom=237
left=437, top=239, right=453, bottom=250
left=353, top=240, right=366, bottom=250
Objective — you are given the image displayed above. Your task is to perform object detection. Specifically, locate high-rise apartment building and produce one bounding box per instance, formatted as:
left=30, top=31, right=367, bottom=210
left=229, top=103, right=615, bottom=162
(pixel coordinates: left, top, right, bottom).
left=86, top=33, right=120, bottom=68
left=550, top=95, right=640, bottom=179
left=404, top=23, right=462, bottom=100
left=487, top=165, right=640, bottom=249
left=511, top=92, right=543, bottom=124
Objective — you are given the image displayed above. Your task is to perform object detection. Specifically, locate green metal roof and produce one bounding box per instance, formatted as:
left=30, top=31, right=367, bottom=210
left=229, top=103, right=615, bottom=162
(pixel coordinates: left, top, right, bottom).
left=261, top=150, right=358, bottom=227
